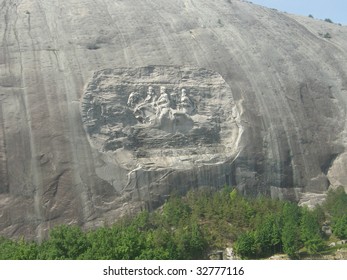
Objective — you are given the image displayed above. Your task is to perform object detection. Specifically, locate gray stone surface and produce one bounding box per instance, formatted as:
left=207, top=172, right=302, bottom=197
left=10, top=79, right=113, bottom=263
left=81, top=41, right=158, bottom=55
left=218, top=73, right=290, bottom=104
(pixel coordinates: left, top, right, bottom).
left=1, top=0, right=347, bottom=239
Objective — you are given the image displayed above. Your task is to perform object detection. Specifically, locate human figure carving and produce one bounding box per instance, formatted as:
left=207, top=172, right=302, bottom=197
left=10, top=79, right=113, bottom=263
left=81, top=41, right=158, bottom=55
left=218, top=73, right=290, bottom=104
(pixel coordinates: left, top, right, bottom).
left=144, top=86, right=157, bottom=103
left=133, top=87, right=157, bottom=124
left=156, top=86, right=171, bottom=118
left=170, top=90, right=180, bottom=109
left=178, top=88, right=193, bottom=114
left=127, top=91, right=140, bottom=108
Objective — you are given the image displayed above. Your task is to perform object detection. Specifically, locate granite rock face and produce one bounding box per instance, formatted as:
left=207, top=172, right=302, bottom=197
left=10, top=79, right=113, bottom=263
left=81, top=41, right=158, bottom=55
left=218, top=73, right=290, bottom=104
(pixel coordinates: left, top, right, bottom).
left=1, top=0, right=347, bottom=239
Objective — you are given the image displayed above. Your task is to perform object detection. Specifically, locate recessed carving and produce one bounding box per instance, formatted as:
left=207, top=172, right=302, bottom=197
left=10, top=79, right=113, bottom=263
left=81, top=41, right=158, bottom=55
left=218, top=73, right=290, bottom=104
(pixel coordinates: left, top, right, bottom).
left=81, top=66, right=240, bottom=165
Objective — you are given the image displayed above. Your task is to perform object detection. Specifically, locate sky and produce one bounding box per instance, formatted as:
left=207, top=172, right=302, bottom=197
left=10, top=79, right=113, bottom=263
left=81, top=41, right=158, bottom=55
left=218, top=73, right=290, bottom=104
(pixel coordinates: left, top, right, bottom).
left=249, top=0, right=347, bottom=25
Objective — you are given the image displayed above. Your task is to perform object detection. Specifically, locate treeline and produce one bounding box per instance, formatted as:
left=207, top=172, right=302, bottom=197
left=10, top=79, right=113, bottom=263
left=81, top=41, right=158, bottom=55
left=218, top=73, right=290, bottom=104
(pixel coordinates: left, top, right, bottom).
left=0, top=186, right=347, bottom=259
left=234, top=186, right=347, bottom=259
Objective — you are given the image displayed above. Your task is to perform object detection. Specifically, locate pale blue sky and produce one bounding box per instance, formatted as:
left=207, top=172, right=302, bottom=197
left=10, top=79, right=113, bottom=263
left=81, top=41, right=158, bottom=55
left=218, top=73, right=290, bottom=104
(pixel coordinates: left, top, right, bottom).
left=249, top=0, right=347, bottom=25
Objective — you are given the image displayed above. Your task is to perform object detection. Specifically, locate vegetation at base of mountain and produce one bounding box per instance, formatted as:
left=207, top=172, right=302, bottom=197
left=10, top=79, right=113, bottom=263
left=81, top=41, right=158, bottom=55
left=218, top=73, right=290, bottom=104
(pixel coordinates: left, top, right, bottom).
left=0, top=186, right=346, bottom=260
left=234, top=187, right=347, bottom=259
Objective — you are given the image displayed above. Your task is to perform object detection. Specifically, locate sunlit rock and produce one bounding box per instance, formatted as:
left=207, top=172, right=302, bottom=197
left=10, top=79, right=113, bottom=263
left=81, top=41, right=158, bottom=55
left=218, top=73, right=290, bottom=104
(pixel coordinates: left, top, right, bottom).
left=0, top=0, right=347, bottom=239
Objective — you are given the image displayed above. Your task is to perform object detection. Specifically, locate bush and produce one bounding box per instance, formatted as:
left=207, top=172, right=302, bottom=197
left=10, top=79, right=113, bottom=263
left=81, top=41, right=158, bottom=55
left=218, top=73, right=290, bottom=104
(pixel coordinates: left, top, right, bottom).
left=234, top=231, right=257, bottom=259
left=42, top=225, right=90, bottom=259
left=332, top=214, right=347, bottom=239
left=324, top=187, right=347, bottom=218
left=323, top=33, right=332, bottom=39
left=304, top=237, right=326, bottom=254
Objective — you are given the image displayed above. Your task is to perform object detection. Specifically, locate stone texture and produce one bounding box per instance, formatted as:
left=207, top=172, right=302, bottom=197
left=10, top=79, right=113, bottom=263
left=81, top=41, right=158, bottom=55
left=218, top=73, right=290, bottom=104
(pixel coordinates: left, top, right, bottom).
left=0, top=0, right=347, bottom=239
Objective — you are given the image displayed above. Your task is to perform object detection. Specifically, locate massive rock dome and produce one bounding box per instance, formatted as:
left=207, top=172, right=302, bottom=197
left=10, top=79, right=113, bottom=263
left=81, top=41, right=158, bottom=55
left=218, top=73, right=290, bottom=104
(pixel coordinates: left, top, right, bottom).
left=1, top=0, right=347, bottom=239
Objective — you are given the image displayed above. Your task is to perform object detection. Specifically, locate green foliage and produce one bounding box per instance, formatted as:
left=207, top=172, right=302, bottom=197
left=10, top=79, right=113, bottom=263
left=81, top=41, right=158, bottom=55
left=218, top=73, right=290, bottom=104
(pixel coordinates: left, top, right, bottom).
left=279, top=203, right=301, bottom=258
left=281, top=220, right=300, bottom=258
left=282, top=202, right=300, bottom=222
left=255, top=213, right=282, bottom=257
left=323, top=187, right=347, bottom=239
left=0, top=237, right=39, bottom=260
left=234, top=231, right=257, bottom=259
left=42, top=225, right=90, bottom=260
left=173, top=220, right=207, bottom=259
left=162, top=196, right=191, bottom=226
left=234, top=205, right=286, bottom=259
left=1, top=187, right=347, bottom=260
left=300, top=208, right=322, bottom=241
left=324, top=18, right=333, bottom=23
left=324, top=187, right=347, bottom=218
left=303, top=236, right=326, bottom=255
left=300, top=207, right=325, bottom=254
left=332, top=214, right=347, bottom=239
left=234, top=200, right=329, bottom=259
left=0, top=238, right=19, bottom=259
left=15, top=239, right=39, bottom=260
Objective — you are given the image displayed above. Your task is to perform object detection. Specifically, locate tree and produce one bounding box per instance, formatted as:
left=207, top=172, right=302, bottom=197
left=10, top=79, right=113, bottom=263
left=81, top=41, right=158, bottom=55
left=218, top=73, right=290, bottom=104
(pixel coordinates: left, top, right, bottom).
left=281, top=203, right=301, bottom=258
left=300, top=208, right=322, bottom=241
left=162, top=196, right=191, bottom=226
left=14, top=239, right=39, bottom=260
left=42, top=225, right=89, bottom=259
left=187, top=221, right=207, bottom=259
left=282, top=221, right=300, bottom=258
left=81, top=227, right=116, bottom=259
left=324, top=187, right=347, bottom=218
left=0, top=237, right=17, bottom=259
left=234, top=231, right=257, bottom=259
left=332, top=214, right=347, bottom=239
left=303, top=237, right=326, bottom=255
left=300, top=208, right=325, bottom=254
left=112, top=225, right=147, bottom=260
left=255, top=213, right=282, bottom=257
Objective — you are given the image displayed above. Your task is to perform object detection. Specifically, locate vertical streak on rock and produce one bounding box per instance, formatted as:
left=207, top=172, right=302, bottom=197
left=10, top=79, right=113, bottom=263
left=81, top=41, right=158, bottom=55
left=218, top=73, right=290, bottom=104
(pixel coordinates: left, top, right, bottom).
left=8, top=0, right=46, bottom=240
left=20, top=55, right=44, bottom=242
left=0, top=104, right=9, bottom=193
left=57, top=50, right=96, bottom=223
